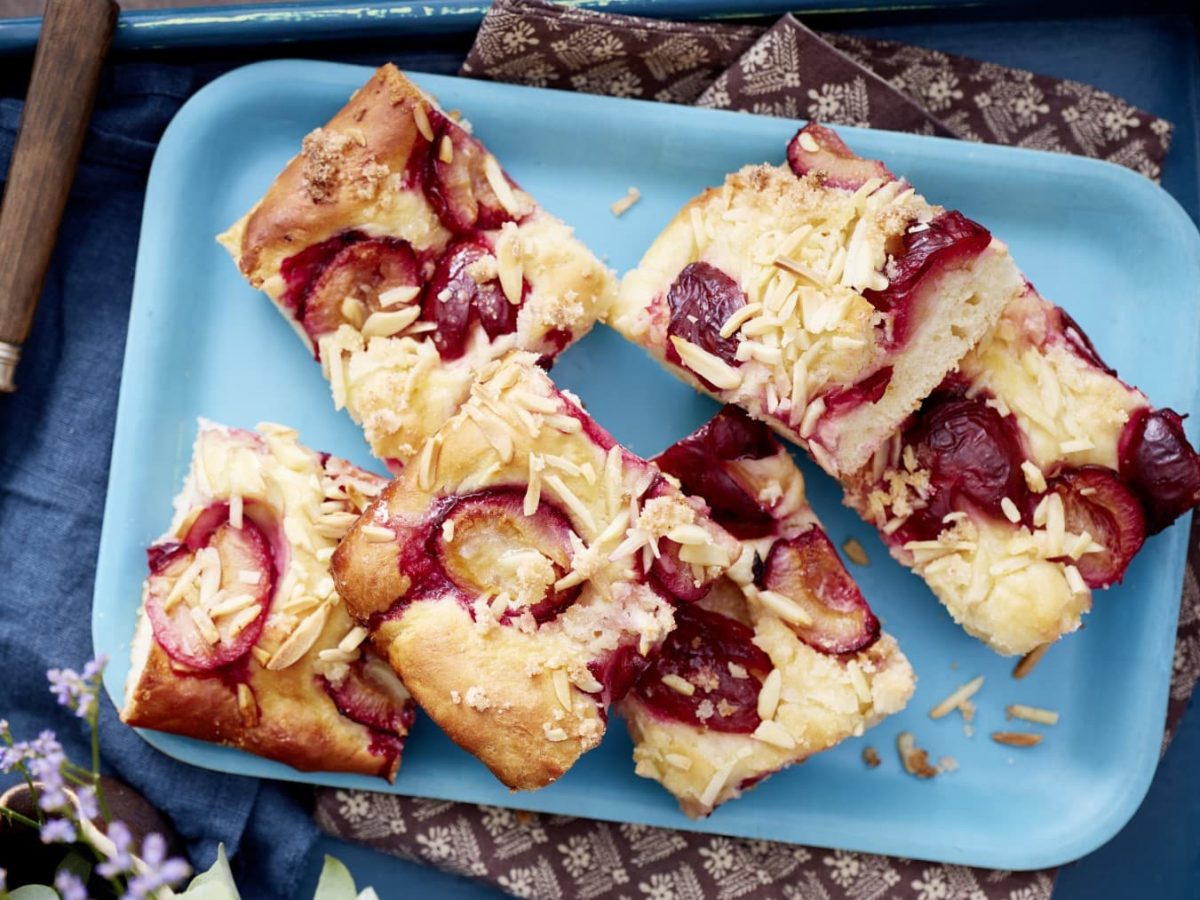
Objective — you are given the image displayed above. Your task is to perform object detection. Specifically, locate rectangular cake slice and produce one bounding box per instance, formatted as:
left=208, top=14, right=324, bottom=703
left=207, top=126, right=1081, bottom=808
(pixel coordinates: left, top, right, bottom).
left=619, top=408, right=914, bottom=817
left=122, top=420, right=415, bottom=779
left=219, top=64, right=616, bottom=470
left=845, top=283, right=1200, bottom=655
left=331, top=352, right=741, bottom=790
left=610, top=123, right=1021, bottom=478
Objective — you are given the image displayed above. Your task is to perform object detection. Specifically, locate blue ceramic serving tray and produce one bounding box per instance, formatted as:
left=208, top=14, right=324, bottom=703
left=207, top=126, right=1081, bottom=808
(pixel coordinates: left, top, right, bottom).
left=94, top=60, right=1200, bottom=870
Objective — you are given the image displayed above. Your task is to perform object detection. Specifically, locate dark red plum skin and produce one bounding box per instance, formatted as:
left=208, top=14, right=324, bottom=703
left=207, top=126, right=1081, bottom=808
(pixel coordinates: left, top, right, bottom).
left=631, top=604, right=771, bottom=733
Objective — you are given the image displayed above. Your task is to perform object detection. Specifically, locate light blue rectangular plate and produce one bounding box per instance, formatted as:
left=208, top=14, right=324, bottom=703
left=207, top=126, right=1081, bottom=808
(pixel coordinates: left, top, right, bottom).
left=93, top=60, right=1200, bottom=870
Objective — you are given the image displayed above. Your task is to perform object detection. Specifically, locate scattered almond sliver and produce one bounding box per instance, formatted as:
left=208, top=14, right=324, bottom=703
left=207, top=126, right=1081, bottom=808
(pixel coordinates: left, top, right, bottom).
left=1006, top=704, right=1059, bottom=726
left=896, top=731, right=939, bottom=778
left=992, top=731, right=1043, bottom=748
left=862, top=746, right=881, bottom=769
left=842, top=537, right=869, bottom=566
left=610, top=187, right=640, bottom=217
left=929, top=675, right=984, bottom=720
left=1013, top=644, right=1049, bottom=680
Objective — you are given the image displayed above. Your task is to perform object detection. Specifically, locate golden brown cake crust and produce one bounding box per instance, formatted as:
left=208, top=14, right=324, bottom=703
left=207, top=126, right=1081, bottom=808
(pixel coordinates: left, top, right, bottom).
left=120, top=421, right=414, bottom=780
left=238, top=64, right=424, bottom=284
left=374, top=609, right=587, bottom=790
left=122, top=623, right=396, bottom=780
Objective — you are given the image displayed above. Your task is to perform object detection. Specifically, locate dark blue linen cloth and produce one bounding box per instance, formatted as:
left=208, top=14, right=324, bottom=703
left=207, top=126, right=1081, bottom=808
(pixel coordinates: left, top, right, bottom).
left=0, top=62, right=318, bottom=899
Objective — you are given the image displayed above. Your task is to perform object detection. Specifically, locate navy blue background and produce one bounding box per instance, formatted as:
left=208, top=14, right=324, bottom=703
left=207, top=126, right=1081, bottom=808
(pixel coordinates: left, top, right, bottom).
left=0, top=9, right=1196, bottom=899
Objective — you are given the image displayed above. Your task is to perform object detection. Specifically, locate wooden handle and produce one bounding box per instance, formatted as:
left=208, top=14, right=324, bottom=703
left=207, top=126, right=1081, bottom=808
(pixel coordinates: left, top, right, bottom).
left=0, top=0, right=118, bottom=391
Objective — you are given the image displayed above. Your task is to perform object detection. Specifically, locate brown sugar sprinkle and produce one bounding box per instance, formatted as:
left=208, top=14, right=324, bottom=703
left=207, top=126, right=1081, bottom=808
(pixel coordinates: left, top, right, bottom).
left=842, top=537, right=869, bottom=566
left=862, top=746, right=881, bottom=768
left=1013, top=643, right=1049, bottom=679
left=896, top=732, right=939, bottom=779
left=992, top=731, right=1044, bottom=748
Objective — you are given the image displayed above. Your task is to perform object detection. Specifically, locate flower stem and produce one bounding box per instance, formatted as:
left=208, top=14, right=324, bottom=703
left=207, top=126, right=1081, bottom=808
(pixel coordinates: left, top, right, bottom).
left=88, top=706, right=111, bottom=821
left=0, top=805, right=41, bottom=830
left=1, top=732, right=45, bottom=825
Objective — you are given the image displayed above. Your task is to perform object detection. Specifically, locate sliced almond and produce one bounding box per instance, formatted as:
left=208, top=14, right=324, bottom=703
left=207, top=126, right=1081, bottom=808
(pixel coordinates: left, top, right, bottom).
left=991, top=731, right=1043, bottom=748
left=237, top=683, right=259, bottom=727
left=842, top=537, right=869, bottom=566
left=929, top=675, right=984, bottom=720
left=610, top=186, right=640, bottom=217
left=754, top=588, right=814, bottom=627
left=417, top=434, right=442, bottom=492
left=362, top=306, right=422, bottom=338
left=361, top=524, right=396, bottom=542
left=1006, top=704, right=1059, bottom=726
left=377, top=284, right=421, bottom=309
left=752, top=719, right=796, bottom=750
left=544, top=474, right=596, bottom=534
left=664, top=753, right=693, bottom=771
left=699, top=761, right=735, bottom=809
left=660, top=674, right=695, bottom=696
left=552, top=668, right=573, bottom=711
left=267, top=603, right=330, bottom=671
left=1012, top=643, right=1051, bottom=681
left=756, top=668, right=782, bottom=721
left=669, top=336, right=742, bottom=390
left=412, top=103, right=434, bottom=142
left=483, top=154, right=522, bottom=217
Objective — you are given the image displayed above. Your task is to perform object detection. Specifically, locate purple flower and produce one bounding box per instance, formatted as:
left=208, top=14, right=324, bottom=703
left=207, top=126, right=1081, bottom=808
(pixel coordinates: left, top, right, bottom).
left=97, top=820, right=134, bottom=879
left=0, top=743, right=24, bottom=773
left=46, top=656, right=106, bottom=719
left=55, top=870, right=88, bottom=900
left=120, top=835, right=190, bottom=897
left=141, top=832, right=191, bottom=882
left=122, top=833, right=190, bottom=898
left=40, top=817, right=77, bottom=844
left=28, top=750, right=69, bottom=814
left=75, top=785, right=100, bottom=821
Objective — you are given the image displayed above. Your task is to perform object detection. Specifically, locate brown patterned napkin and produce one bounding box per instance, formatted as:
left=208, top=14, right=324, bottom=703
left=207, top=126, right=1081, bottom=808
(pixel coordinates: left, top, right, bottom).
left=461, top=0, right=1172, bottom=180
left=460, top=0, right=761, bottom=104
left=315, top=3, right=1197, bottom=896
left=821, top=32, right=1174, bottom=181
left=695, top=16, right=953, bottom=137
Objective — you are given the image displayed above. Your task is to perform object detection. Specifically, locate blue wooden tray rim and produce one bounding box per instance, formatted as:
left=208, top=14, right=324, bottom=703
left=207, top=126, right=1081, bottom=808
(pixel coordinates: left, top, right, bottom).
left=0, top=0, right=1039, bottom=55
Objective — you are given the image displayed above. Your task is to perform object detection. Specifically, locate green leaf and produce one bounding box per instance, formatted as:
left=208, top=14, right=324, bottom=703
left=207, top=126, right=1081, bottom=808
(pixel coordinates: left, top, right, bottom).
left=312, top=855, right=358, bottom=900
left=55, top=848, right=93, bottom=883
left=175, top=844, right=241, bottom=900
left=8, top=887, right=59, bottom=900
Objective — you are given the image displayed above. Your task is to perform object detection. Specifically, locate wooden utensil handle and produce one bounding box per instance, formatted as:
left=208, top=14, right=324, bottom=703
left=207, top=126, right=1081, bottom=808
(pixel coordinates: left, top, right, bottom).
left=0, top=0, right=118, bottom=390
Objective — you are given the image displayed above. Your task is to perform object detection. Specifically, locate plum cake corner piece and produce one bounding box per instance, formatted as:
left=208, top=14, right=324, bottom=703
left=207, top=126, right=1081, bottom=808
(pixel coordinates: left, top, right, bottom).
left=121, top=419, right=414, bottom=779
left=845, top=280, right=1200, bottom=656
left=609, top=121, right=1021, bottom=478
left=330, top=350, right=741, bottom=791
left=617, top=408, right=915, bottom=817
left=217, top=63, right=617, bottom=471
